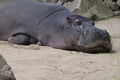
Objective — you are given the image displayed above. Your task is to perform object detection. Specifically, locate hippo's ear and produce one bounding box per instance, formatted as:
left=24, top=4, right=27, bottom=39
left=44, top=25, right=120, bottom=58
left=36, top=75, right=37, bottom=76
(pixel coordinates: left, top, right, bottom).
left=66, top=17, right=73, bottom=23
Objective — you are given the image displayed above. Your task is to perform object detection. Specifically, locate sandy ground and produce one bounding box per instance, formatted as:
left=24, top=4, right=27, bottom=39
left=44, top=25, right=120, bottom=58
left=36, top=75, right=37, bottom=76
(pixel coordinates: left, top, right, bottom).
left=0, top=17, right=120, bottom=80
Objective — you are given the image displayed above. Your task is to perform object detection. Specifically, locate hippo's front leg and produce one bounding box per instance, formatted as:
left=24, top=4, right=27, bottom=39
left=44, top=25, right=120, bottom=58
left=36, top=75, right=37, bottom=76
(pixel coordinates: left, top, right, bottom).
left=8, top=34, right=38, bottom=45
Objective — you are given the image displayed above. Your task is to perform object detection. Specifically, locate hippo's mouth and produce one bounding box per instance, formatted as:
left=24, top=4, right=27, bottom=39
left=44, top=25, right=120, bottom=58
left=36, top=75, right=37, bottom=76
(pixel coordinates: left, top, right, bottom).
left=83, top=46, right=111, bottom=53
left=77, top=41, right=112, bottom=53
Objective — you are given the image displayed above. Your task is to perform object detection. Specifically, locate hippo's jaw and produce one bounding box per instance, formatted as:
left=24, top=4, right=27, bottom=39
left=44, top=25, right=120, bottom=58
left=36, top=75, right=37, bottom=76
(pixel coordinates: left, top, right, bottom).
left=77, top=40, right=112, bottom=53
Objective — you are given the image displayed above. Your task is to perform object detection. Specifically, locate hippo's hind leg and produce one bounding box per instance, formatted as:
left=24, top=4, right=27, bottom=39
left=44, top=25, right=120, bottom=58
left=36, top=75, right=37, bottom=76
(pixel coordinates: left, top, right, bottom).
left=8, top=34, right=30, bottom=45
left=8, top=34, right=38, bottom=45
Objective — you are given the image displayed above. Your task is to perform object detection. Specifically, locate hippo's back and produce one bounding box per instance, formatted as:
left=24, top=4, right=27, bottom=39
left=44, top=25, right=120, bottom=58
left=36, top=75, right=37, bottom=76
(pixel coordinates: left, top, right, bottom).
left=0, top=1, right=68, bottom=40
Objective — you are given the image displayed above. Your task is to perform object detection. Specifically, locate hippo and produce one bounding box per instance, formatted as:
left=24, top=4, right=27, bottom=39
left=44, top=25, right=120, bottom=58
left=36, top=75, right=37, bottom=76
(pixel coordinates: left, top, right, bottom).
left=0, top=1, right=112, bottom=53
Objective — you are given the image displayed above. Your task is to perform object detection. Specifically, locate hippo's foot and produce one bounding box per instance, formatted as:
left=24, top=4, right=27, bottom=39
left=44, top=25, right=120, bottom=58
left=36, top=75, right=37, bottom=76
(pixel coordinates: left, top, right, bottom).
left=8, top=34, right=38, bottom=45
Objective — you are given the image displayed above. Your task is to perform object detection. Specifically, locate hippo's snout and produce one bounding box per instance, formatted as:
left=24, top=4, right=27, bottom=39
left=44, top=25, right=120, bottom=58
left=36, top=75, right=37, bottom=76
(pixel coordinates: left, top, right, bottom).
left=77, top=28, right=112, bottom=53
left=85, top=29, right=112, bottom=53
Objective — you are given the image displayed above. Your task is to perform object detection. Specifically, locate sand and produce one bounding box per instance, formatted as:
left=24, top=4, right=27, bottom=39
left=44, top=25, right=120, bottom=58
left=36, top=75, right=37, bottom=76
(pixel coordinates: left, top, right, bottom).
left=0, top=17, right=120, bottom=80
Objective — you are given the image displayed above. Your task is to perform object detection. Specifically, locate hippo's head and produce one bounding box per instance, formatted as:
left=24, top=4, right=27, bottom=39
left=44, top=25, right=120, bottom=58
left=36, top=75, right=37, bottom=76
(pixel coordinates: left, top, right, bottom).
left=66, top=14, right=112, bottom=53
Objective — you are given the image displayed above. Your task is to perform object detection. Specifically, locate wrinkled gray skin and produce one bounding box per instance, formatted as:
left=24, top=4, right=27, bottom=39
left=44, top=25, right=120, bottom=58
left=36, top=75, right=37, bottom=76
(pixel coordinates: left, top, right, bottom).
left=0, top=1, right=112, bottom=53
left=0, top=54, right=16, bottom=80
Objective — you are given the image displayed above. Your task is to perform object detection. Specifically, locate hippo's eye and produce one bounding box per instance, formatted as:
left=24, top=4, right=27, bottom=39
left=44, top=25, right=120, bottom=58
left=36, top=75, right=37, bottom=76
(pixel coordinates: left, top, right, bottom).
left=74, top=19, right=81, bottom=26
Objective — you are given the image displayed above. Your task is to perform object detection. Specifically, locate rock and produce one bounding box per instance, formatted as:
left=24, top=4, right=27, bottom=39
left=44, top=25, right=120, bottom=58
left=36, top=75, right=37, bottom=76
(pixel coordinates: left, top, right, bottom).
left=64, top=0, right=81, bottom=11
left=107, top=0, right=120, bottom=15
left=73, top=0, right=113, bottom=20
left=116, top=0, right=120, bottom=11
left=117, top=0, right=120, bottom=5
left=34, top=0, right=73, bottom=4
left=112, top=3, right=120, bottom=11
left=0, top=54, right=16, bottom=80
left=33, top=0, right=58, bottom=3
